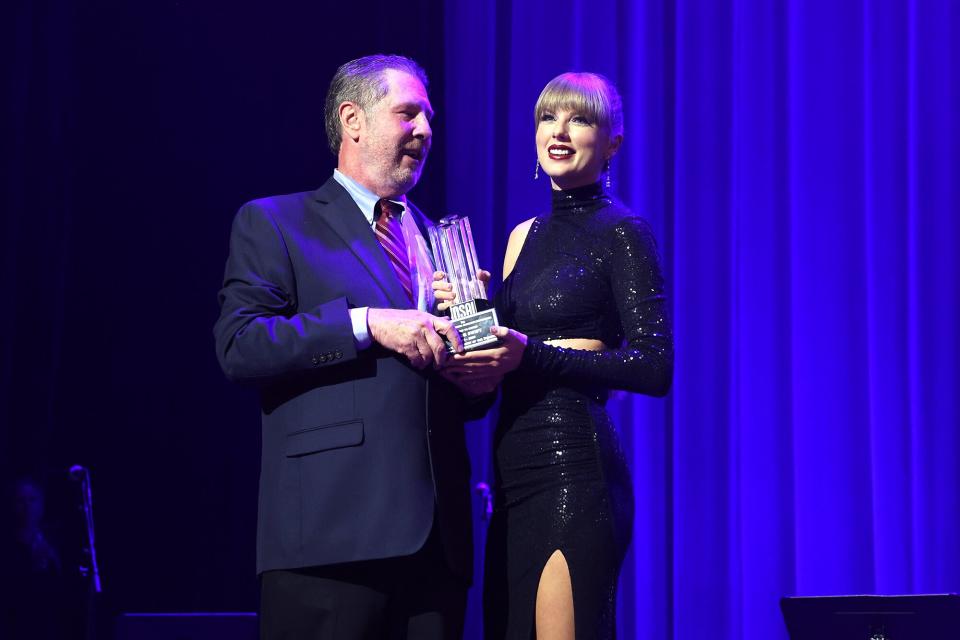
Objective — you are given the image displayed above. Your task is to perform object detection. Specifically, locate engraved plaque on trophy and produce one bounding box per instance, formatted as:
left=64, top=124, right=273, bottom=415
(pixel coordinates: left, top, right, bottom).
left=428, top=215, right=500, bottom=352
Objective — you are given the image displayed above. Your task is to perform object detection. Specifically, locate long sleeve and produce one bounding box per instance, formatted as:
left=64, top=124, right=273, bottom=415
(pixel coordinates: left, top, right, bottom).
left=213, top=202, right=358, bottom=384
left=518, top=216, right=673, bottom=396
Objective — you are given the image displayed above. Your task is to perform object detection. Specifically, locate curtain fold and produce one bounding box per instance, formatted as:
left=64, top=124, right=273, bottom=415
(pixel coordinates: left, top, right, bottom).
left=445, top=1, right=959, bottom=638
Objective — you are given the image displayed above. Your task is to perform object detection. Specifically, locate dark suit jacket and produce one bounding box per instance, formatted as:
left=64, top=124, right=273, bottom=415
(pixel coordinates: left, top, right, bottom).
left=214, top=177, right=474, bottom=580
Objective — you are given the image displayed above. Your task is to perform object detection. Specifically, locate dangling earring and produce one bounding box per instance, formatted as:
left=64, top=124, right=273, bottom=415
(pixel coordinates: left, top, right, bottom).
left=534, top=160, right=540, bottom=180
left=604, top=159, right=612, bottom=189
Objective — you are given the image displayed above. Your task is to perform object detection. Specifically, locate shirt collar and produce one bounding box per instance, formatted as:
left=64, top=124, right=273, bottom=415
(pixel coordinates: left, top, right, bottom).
left=333, top=169, right=407, bottom=225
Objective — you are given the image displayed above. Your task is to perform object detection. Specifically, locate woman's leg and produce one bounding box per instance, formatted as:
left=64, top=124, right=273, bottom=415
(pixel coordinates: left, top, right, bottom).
left=534, top=549, right=575, bottom=640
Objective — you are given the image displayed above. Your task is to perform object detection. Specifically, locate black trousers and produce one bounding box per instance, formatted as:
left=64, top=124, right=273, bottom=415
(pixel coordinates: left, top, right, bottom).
left=260, top=528, right=468, bottom=640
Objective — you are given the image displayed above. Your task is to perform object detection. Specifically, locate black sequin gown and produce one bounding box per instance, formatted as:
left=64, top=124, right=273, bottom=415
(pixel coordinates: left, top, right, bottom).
left=483, top=182, right=673, bottom=639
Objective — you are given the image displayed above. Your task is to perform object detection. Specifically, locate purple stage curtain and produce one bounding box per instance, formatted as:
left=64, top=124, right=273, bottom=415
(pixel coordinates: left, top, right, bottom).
left=444, top=1, right=959, bottom=638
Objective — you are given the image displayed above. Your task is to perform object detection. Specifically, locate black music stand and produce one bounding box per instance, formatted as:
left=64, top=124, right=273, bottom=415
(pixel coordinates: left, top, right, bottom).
left=780, top=593, right=960, bottom=639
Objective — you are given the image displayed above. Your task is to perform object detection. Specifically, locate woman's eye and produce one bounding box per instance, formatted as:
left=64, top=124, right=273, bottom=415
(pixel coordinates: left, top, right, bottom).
left=572, top=115, right=592, bottom=125
left=540, top=113, right=556, bottom=122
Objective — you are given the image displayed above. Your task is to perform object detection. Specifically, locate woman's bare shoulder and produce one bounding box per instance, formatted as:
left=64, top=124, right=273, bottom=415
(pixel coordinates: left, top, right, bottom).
left=503, top=217, right=537, bottom=279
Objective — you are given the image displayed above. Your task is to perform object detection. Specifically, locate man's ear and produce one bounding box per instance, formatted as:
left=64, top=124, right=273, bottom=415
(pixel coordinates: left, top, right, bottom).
left=339, top=102, right=363, bottom=144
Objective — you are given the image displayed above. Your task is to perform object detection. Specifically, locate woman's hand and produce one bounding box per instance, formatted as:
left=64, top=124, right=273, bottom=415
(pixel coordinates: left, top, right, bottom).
left=440, top=370, right=502, bottom=397
left=442, top=326, right=528, bottom=381
left=432, top=270, right=491, bottom=312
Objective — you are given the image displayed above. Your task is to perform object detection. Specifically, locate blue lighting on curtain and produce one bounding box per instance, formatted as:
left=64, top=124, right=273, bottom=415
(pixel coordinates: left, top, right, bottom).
left=445, top=1, right=959, bottom=638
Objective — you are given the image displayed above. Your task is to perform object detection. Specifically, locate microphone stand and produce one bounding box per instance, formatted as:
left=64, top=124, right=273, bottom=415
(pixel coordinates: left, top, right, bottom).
left=70, top=465, right=102, bottom=640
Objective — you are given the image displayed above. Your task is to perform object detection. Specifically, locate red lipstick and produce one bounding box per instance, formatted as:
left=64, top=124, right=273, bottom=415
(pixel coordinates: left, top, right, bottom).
left=547, top=144, right=574, bottom=161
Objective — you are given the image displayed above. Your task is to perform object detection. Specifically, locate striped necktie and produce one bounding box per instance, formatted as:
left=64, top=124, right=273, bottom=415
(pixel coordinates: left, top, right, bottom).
left=374, top=198, right=415, bottom=305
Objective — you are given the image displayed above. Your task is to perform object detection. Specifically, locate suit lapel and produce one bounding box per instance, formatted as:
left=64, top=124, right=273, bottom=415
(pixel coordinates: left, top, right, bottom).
left=312, top=178, right=410, bottom=308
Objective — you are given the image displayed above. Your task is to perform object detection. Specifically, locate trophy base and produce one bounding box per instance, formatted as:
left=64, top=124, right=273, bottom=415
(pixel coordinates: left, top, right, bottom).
left=447, top=299, right=501, bottom=352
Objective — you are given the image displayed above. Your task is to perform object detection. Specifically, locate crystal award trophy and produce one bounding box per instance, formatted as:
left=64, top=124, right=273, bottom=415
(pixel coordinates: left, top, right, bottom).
left=428, top=215, right=500, bottom=352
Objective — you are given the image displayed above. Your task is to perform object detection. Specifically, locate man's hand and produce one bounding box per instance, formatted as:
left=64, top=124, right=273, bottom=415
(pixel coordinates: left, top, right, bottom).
left=432, top=269, right=491, bottom=312
left=367, top=308, right=464, bottom=369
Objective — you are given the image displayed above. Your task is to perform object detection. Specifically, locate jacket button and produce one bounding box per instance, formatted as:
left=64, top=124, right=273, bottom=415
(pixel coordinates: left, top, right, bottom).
left=334, top=350, right=343, bottom=359
left=311, top=356, right=320, bottom=366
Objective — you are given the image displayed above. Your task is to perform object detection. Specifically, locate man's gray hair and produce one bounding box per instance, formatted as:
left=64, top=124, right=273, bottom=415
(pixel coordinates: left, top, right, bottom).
left=324, top=54, right=429, bottom=156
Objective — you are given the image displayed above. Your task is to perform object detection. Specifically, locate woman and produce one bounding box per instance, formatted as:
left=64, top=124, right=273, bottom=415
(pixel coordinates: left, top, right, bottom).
left=437, top=72, right=672, bottom=639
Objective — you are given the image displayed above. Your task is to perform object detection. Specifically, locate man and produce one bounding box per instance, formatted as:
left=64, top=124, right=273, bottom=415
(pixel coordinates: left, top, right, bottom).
left=214, top=55, right=479, bottom=639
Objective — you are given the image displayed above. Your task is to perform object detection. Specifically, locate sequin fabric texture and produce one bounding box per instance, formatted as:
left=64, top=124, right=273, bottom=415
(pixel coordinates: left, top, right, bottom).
left=483, top=182, right=673, bottom=639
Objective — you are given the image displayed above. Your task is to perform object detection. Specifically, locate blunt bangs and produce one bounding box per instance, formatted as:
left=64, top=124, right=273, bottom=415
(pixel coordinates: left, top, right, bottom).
left=534, top=72, right=623, bottom=138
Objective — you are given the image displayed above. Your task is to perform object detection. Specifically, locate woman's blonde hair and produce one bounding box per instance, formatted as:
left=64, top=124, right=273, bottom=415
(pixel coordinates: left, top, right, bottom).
left=534, top=72, right=624, bottom=138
